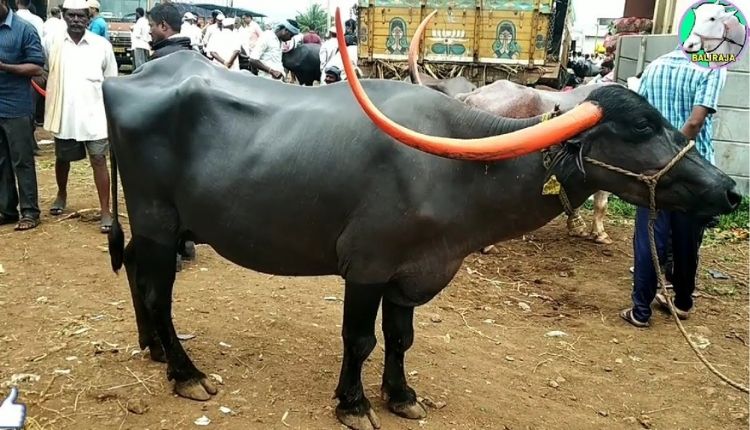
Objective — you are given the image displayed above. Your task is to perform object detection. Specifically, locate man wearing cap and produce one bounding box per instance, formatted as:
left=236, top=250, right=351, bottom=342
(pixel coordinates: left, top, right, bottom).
left=87, top=0, right=107, bottom=39
left=43, top=0, right=117, bottom=233
left=201, top=10, right=222, bottom=54
left=131, top=7, right=150, bottom=68
left=0, top=0, right=45, bottom=231
left=324, top=65, right=342, bottom=84
left=180, top=12, right=201, bottom=50
left=319, top=26, right=339, bottom=83
left=247, top=19, right=297, bottom=80
left=148, top=3, right=191, bottom=60
left=207, top=16, right=241, bottom=70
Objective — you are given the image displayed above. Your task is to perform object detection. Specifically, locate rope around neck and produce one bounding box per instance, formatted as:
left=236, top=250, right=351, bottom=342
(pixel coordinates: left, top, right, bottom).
left=585, top=141, right=749, bottom=394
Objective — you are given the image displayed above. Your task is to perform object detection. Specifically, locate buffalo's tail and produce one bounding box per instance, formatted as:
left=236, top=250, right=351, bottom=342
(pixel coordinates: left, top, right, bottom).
left=108, top=144, right=124, bottom=273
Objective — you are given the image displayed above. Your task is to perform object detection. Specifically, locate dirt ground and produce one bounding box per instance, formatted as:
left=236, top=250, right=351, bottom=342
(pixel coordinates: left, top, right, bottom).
left=1, top=144, right=748, bottom=430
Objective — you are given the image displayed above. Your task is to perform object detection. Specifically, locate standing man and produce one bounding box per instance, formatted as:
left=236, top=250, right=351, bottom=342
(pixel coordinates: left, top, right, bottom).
left=43, top=0, right=117, bottom=233
left=620, top=48, right=727, bottom=328
left=15, top=0, right=43, bottom=40
left=0, top=0, right=44, bottom=231
left=131, top=7, right=150, bottom=68
left=319, top=25, right=338, bottom=82
left=180, top=12, right=201, bottom=51
left=43, top=6, right=67, bottom=39
left=247, top=19, right=297, bottom=80
left=238, top=13, right=262, bottom=57
left=87, top=0, right=108, bottom=39
left=207, top=16, right=241, bottom=70
left=200, top=10, right=222, bottom=54
left=148, top=3, right=191, bottom=60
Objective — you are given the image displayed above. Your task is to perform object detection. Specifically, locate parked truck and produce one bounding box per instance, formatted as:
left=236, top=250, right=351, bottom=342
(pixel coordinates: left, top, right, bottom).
left=356, top=0, right=573, bottom=87
left=99, top=0, right=154, bottom=68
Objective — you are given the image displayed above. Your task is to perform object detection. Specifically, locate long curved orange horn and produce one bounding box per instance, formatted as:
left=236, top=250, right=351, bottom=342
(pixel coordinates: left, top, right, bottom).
left=334, top=8, right=604, bottom=161
left=408, top=10, right=437, bottom=85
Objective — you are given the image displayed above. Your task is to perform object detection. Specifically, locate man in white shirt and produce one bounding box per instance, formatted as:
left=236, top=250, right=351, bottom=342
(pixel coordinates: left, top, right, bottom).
left=201, top=10, right=222, bottom=54
left=43, top=0, right=118, bottom=233
left=43, top=7, right=66, bottom=39
left=319, top=26, right=338, bottom=82
left=131, top=7, right=150, bottom=68
left=15, top=0, right=43, bottom=39
left=180, top=12, right=201, bottom=50
left=207, top=16, right=241, bottom=70
left=248, top=19, right=298, bottom=80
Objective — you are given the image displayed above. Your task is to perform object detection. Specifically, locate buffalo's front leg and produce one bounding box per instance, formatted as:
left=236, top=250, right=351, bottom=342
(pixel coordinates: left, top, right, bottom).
left=381, top=299, right=426, bottom=419
left=134, top=235, right=217, bottom=401
left=335, top=281, right=385, bottom=430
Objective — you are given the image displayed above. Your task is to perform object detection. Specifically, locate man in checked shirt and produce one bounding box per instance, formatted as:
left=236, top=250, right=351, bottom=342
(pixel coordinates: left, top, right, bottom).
left=621, top=48, right=727, bottom=328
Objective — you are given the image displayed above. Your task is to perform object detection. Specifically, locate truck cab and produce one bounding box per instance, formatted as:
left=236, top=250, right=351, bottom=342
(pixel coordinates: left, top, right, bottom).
left=99, top=0, right=152, bottom=68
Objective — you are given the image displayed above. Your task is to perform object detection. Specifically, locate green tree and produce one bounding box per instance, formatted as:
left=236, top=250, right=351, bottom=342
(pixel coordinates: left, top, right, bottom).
left=295, top=3, right=328, bottom=33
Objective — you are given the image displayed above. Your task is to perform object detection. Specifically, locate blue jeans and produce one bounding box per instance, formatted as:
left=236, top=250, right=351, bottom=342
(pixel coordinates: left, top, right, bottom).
left=632, top=207, right=706, bottom=322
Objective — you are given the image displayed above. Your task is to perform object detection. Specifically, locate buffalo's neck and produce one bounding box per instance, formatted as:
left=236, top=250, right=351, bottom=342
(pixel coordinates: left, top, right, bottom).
left=454, top=152, right=595, bottom=252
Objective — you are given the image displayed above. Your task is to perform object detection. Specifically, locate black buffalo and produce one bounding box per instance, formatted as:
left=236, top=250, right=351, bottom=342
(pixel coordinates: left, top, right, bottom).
left=282, top=42, right=321, bottom=86
left=103, top=49, right=740, bottom=430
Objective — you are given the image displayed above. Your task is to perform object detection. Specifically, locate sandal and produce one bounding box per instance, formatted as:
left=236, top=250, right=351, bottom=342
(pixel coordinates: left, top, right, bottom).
left=655, top=293, right=690, bottom=320
left=619, top=308, right=649, bottom=328
left=0, top=213, right=20, bottom=226
left=14, top=216, right=40, bottom=231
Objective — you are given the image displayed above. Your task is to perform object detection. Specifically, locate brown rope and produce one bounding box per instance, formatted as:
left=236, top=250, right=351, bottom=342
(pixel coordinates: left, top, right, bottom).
left=585, top=141, right=749, bottom=394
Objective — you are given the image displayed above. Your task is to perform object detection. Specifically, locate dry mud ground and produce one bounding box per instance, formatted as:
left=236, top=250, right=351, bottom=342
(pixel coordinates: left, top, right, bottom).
left=1, top=145, right=748, bottom=430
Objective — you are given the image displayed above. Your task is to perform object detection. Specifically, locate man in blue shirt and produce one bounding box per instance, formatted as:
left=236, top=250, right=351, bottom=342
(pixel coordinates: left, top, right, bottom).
left=87, top=0, right=108, bottom=39
left=0, top=0, right=45, bottom=230
left=621, top=49, right=727, bottom=328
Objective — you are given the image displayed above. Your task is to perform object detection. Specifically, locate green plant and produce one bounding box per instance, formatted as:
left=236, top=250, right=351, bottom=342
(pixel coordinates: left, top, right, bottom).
left=295, top=3, right=328, bottom=34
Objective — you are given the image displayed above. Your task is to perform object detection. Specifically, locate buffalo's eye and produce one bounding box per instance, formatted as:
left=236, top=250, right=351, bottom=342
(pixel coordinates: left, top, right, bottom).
left=632, top=121, right=652, bottom=135
left=710, top=17, right=716, bottom=21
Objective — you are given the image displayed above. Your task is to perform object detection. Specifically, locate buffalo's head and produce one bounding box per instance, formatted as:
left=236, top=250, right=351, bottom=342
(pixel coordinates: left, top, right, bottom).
left=564, top=85, right=740, bottom=218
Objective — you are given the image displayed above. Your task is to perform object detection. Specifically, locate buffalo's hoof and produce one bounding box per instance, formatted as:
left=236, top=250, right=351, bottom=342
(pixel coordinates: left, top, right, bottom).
left=381, top=388, right=427, bottom=420
left=174, top=376, right=218, bottom=401
left=592, top=232, right=613, bottom=245
left=336, top=405, right=381, bottom=430
left=388, top=399, right=426, bottom=419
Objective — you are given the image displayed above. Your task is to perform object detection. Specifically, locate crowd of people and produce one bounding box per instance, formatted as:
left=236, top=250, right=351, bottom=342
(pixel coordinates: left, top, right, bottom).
left=0, top=0, right=730, bottom=328
left=127, top=4, right=359, bottom=84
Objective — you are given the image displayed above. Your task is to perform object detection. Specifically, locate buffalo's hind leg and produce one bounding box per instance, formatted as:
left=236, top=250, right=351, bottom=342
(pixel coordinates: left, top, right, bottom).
left=335, top=281, right=385, bottom=430
left=124, top=240, right=165, bottom=362
left=132, top=233, right=217, bottom=401
left=381, top=299, right=426, bottom=419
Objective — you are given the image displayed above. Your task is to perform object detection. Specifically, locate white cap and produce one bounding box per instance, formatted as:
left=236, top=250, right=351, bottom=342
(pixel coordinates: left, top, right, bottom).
left=216, top=12, right=225, bottom=21
left=183, top=12, right=197, bottom=21
left=222, top=16, right=235, bottom=27
left=87, top=0, right=100, bottom=9
left=62, top=0, right=89, bottom=9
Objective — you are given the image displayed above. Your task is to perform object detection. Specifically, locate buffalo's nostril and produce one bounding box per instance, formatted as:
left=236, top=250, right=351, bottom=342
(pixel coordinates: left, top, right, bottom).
left=727, top=189, right=742, bottom=210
